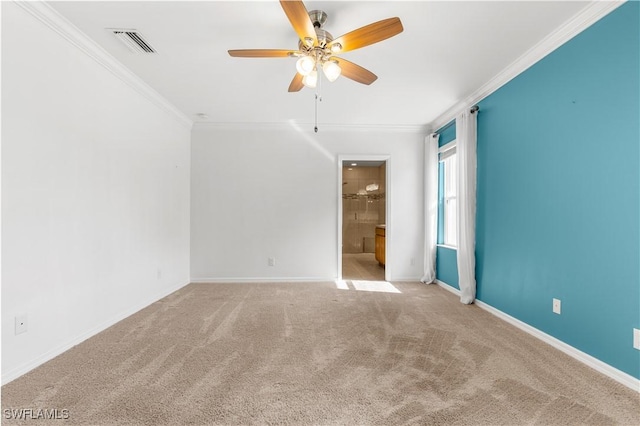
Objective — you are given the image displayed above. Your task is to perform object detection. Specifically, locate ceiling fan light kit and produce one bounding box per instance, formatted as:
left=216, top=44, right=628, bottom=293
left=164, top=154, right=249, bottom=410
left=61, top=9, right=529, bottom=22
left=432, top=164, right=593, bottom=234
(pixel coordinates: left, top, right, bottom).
left=302, top=70, right=318, bottom=89
left=295, top=55, right=315, bottom=76
left=322, top=60, right=341, bottom=82
left=228, top=0, right=403, bottom=130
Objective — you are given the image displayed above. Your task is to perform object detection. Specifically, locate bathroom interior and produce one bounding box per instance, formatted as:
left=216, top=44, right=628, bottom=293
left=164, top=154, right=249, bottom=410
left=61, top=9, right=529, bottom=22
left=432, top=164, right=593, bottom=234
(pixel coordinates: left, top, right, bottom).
left=342, top=161, right=386, bottom=281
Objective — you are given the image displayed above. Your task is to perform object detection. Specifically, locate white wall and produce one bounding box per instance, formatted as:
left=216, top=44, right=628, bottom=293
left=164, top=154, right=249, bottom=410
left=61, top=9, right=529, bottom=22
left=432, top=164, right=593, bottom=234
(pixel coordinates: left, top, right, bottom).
left=1, top=2, right=191, bottom=383
left=191, top=123, right=424, bottom=281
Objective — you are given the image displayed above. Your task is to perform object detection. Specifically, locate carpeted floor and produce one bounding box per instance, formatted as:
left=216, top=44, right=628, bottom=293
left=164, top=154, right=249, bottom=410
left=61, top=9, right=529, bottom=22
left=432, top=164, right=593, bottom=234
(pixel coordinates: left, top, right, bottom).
left=2, top=282, right=639, bottom=425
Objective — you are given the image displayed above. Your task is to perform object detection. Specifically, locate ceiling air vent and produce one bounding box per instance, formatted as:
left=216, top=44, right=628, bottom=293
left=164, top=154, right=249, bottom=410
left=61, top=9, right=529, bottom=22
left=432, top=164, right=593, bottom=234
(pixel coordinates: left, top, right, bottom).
left=110, top=29, right=156, bottom=54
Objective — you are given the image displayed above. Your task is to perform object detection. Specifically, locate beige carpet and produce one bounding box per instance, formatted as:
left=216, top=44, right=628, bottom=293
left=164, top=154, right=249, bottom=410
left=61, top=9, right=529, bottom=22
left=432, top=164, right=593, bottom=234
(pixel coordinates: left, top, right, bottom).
left=2, top=282, right=639, bottom=425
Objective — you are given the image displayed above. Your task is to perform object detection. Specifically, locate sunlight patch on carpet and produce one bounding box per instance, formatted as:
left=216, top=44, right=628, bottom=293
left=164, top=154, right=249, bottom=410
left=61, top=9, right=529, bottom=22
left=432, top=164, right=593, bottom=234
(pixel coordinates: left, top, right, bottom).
left=335, top=279, right=350, bottom=290
left=335, top=280, right=401, bottom=293
left=351, top=280, right=401, bottom=293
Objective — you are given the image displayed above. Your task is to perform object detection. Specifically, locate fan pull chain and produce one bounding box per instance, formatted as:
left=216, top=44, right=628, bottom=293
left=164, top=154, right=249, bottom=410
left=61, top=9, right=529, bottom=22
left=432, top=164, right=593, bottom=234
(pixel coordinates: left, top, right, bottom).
left=314, top=65, right=323, bottom=133
left=314, top=93, right=322, bottom=133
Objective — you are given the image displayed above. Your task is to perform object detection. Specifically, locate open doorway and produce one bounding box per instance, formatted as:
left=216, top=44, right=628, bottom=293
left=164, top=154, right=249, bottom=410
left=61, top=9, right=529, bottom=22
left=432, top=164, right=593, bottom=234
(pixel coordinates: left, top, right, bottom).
left=338, top=156, right=390, bottom=281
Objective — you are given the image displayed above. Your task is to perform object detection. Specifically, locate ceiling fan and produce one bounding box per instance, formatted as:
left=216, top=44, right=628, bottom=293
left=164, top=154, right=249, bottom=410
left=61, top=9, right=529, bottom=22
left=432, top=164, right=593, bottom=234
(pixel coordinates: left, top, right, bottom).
left=228, top=0, right=404, bottom=92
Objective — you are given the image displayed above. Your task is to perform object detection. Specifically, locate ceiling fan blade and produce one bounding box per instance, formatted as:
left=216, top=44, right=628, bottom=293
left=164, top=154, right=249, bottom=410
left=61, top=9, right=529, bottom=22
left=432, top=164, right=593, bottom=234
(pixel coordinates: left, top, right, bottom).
left=328, top=17, right=403, bottom=53
left=288, top=73, right=304, bottom=92
left=228, top=49, right=295, bottom=58
left=279, top=0, right=317, bottom=46
left=334, top=58, right=378, bottom=85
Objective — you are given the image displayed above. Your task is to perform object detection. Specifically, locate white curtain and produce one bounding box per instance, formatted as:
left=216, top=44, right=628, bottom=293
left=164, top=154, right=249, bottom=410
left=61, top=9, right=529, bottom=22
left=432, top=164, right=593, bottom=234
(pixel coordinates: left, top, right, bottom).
left=456, top=110, right=477, bottom=304
left=421, top=133, right=439, bottom=284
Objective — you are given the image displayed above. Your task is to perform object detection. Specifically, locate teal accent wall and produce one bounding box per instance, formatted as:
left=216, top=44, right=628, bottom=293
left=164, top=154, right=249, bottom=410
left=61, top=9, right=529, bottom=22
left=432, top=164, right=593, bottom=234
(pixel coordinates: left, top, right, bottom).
left=475, top=2, right=639, bottom=378
left=437, top=121, right=456, bottom=147
left=436, top=246, right=459, bottom=289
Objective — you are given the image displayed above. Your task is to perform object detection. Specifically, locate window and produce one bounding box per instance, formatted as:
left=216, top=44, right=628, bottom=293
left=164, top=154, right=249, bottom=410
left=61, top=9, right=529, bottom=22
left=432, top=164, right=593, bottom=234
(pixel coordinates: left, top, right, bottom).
left=440, top=141, right=457, bottom=247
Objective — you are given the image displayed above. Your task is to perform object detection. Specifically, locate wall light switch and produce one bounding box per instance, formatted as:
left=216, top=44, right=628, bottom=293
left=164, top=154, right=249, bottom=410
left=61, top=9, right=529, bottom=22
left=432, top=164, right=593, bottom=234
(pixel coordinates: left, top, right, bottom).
left=633, top=328, right=640, bottom=351
left=552, top=298, right=561, bottom=315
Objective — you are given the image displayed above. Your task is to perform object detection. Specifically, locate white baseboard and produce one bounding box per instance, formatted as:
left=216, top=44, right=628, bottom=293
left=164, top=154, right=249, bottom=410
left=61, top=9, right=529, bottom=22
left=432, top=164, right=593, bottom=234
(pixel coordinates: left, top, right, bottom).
left=435, top=280, right=639, bottom=392
left=435, top=279, right=461, bottom=295
left=392, top=276, right=424, bottom=282
left=1, top=281, right=189, bottom=385
left=190, top=277, right=424, bottom=284
left=189, top=277, right=334, bottom=283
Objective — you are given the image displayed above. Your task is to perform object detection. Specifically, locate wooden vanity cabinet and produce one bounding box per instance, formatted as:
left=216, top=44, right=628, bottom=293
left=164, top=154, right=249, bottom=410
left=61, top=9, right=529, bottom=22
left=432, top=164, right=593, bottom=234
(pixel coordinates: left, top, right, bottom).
left=375, top=226, right=386, bottom=267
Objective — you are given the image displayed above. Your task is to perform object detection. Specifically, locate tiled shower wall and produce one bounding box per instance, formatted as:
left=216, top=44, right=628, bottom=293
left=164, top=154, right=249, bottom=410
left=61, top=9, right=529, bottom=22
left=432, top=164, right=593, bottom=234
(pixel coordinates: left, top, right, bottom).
left=342, top=164, right=386, bottom=254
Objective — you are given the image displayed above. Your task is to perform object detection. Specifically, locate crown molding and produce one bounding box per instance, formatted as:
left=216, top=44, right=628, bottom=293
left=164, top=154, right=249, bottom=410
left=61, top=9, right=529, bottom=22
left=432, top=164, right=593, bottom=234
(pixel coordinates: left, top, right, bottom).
left=15, top=1, right=193, bottom=130
left=428, top=0, right=626, bottom=132
left=193, top=121, right=427, bottom=134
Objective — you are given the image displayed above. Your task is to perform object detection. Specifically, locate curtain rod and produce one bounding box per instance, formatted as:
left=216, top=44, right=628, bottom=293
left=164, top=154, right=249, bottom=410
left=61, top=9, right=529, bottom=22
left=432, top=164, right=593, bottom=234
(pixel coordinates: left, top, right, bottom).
left=433, top=105, right=479, bottom=136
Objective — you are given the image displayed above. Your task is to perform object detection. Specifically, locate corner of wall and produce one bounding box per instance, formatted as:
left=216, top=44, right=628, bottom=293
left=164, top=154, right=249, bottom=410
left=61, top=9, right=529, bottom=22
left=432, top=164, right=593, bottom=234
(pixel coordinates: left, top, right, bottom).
left=15, top=0, right=193, bottom=130
left=427, top=0, right=625, bottom=131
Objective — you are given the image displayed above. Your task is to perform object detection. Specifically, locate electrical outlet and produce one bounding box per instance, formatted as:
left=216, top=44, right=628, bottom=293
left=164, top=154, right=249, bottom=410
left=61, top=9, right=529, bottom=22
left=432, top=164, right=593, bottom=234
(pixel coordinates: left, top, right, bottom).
left=268, top=257, right=276, bottom=267
left=633, top=328, right=640, bottom=350
left=552, top=298, right=561, bottom=315
left=15, top=314, right=28, bottom=335
left=157, top=268, right=162, bottom=280
left=410, top=257, right=415, bottom=266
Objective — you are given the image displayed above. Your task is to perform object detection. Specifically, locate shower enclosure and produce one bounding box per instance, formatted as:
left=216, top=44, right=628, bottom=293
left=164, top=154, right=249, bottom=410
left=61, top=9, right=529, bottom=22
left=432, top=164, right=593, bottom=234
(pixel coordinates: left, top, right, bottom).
left=342, top=162, right=386, bottom=254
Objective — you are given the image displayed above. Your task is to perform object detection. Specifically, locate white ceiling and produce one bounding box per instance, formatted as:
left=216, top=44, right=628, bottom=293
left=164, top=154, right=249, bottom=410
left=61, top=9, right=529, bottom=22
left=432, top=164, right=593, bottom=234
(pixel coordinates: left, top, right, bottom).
left=50, top=1, right=591, bottom=127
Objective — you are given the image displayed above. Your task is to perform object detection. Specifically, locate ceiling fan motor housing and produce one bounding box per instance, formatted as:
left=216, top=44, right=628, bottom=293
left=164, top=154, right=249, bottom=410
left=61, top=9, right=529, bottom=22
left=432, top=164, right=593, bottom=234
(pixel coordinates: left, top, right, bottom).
left=298, top=28, right=333, bottom=50
left=298, top=10, right=333, bottom=50
left=308, top=10, right=328, bottom=28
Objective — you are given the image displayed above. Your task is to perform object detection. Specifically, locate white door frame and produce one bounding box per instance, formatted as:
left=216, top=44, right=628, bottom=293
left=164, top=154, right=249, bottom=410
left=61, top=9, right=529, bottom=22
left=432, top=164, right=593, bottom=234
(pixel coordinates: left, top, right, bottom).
left=337, top=154, right=391, bottom=281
